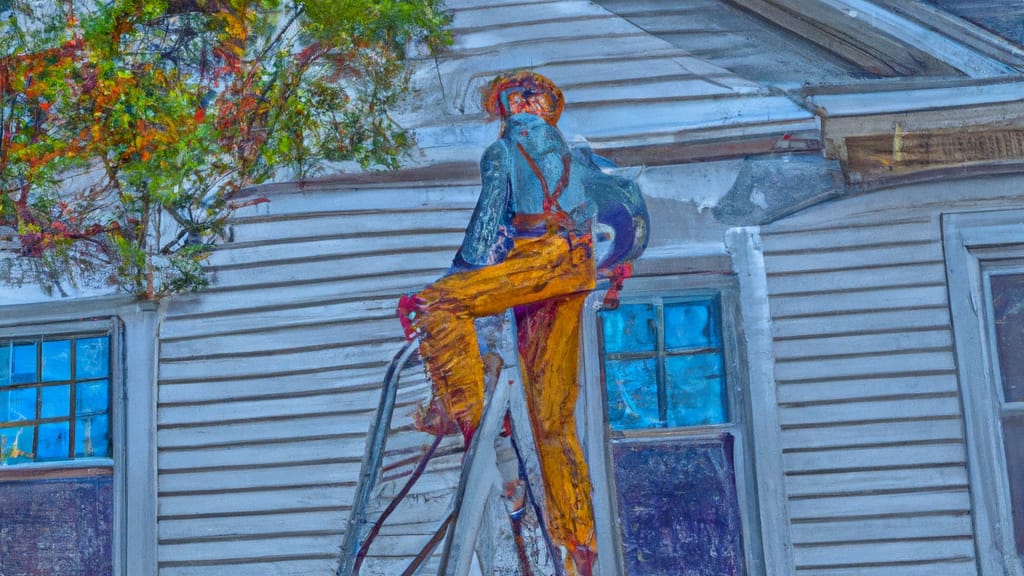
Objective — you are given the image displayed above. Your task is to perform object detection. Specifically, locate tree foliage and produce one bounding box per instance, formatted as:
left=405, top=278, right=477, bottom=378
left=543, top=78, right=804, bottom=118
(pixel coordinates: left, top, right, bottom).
left=0, top=0, right=450, bottom=298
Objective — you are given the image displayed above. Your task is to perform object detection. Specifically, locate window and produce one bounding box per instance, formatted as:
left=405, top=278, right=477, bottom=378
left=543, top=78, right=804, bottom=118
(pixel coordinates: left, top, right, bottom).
left=584, top=282, right=761, bottom=576
left=985, top=271, right=1024, bottom=560
left=1, top=334, right=112, bottom=463
left=944, top=210, right=1024, bottom=576
left=0, top=299, right=158, bottom=576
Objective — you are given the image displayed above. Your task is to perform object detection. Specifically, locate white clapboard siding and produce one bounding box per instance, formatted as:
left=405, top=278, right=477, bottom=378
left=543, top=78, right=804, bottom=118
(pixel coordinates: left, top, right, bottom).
left=157, top=177, right=471, bottom=573
left=761, top=216, right=977, bottom=574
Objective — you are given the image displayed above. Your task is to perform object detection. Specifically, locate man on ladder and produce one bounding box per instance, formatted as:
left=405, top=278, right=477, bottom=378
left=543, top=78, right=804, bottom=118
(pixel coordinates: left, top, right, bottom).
left=399, top=71, right=648, bottom=576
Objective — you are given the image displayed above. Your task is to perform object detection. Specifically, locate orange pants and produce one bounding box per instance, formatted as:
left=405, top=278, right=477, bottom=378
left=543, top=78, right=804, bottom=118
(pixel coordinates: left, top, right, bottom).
left=415, top=232, right=597, bottom=573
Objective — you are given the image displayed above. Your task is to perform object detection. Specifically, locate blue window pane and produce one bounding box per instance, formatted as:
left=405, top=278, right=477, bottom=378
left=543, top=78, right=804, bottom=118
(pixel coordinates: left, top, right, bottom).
left=76, top=380, right=109, bottom=416
left=612, top=435, right=746, bottom=576
left=76, top=414, right=110, bottom=458
left=37, top=421, right=70, bottom=460
left=605, top=358, right=661, bottom=430
left=41, top=385, right=71, bottom=419
left=665, top=300, right=719, bottom=351
left=41, top=340, right=72, bottom=382
left=75, top=337, right=109, bottom=379
left=0, top=343, right=10, bottom=387
left=600, top=304, right=657, bottom=354
left=665, top=353, right=728, bottom=427
left=12, top=342, right=36, bottom=384
left=1, top=388, right=37, bottom=423
left=0, top=426, right=35, bottom=464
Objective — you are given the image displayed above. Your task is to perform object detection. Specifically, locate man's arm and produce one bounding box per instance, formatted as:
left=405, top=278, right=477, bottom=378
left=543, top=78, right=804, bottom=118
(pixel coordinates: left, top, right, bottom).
left=451, top=140, right=513, bottom=271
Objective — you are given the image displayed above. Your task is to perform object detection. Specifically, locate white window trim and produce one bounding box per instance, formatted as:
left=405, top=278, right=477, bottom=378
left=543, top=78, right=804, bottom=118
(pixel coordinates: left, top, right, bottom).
left=944, top=210, right=1024, bottom=576
left=0, top=295, right=158, bottom=576
left=580, top=230, right=793, bottom=576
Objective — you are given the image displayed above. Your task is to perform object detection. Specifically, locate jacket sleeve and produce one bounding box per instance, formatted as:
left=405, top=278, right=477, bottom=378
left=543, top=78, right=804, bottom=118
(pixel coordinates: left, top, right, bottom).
left=451, top=140, right=514, bottom=270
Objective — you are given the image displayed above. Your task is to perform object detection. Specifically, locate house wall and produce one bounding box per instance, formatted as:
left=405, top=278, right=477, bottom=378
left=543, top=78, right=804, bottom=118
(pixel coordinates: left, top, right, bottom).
left=154, top=178, right=480, bottom=575
left=759, top=171, right=1024, bottom=576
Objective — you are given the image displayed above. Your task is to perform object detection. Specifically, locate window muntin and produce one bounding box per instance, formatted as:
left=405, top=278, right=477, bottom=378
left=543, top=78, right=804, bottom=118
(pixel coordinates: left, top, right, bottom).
left=0, top=334, right=111, bottom=465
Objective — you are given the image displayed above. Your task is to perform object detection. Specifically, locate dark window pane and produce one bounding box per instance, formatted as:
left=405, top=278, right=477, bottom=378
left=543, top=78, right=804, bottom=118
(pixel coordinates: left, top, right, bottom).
left=0, top=343, right=10, bottom=387
left=76, top=380, right=109, bottom=416
left=605, top=359, right=661, bottom=430
left=75, top=337, right=109, bottom=380
left=991, top=273, right=1024, bottom=402
left=1004, top=413, right=1024, bottom=559
left=1, top=388, right=37, bottom=424
left=665, top=300, right=719, bottom=351
left=600, top=304, right=658, bottom=354
left=665, top=353, right=728, bottom=427
left=36, top=421, right=70, bottom=460
left=0, top=426, right=35, bottom=464
left=41, top=340, right=72, bottom=382
left=40, top=385, right=71, bottom=419
left=11, top=342, right=36, bottom=384
left=611, top=435, right=746, bottom=576
left=76, top=414, right=110, bottom=458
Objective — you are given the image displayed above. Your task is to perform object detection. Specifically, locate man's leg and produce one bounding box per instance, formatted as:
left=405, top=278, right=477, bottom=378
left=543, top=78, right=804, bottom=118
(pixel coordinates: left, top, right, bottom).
left=516, top=293, right=596, bottom=576
left=413, top=234, right=594, bottom=442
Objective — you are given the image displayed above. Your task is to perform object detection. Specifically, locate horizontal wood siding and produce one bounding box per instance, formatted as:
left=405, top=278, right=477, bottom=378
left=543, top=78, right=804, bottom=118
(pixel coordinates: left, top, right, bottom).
left=157, top=182, right=474, bottom=575
left=761, top=217, right=978, bottom=575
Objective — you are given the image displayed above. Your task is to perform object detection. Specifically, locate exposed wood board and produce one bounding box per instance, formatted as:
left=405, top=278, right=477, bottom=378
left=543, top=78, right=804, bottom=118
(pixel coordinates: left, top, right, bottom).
left=159, top=513, right=344, bottom=545
left=158, top=365, right=385, bottom=404
left=228, top=210, right=471, bottom=245
left=565, top=77, right=763, bottom=105
left=763, top=242, right=943, bottom=274
left=773, top=350, right=956, bottom=383
left=778, top=396, right=961, bottom=427
left=792, top=537, right=975, bottom=569
left=453, top=17, right=641, bottom=52
left=844, top=126, right=1024, bottom=183
left=766, top=262, right=947, bottom=297
left=768, top=284, right=949, bottom=319
left=206, top=248, right=453, bottom=290
left=780, top=419, right=964, bottom=452
left=157, top=414, right=371, bottom=449
left=807, top=81, right=1024, bottom=117
left=795, top=559, right=977, bottom=576
left=784, top=465, right=968, bottom=497
left=783, top=443, right=966, bottom=474
left=160, top=297, right=396, bottom=341
left=773, top=328, right=952, bottom=360
left=726, top=0, right=961, bottom=76
left=159, top=558, right=338, bottom=576
left=163, top=270, right=438, bottom=318
left=158, top=534, right=343, bottom=564
left=760, top=219, right=937, bottom=253
left=450, top=0, right=611, bottom=30
left=205, top=231, right=464, bottom=269
left=776, top=373, right=960, bottom=405
left=158, top=437, right=365, bottom=473
left=771, top=306, right=951, bottom=340
left=158, top=339, right=399, bottom=383
left=159, top=464, right=357, bottom=495
left=787, top=489, right=972, bottom=521
left=159, top=317, right=398, bottom=360
left=231, top=185, right=480, bottom=218
left=157, top=392, right=376, bottom=428
left=789, top=514, right=975, bottom=545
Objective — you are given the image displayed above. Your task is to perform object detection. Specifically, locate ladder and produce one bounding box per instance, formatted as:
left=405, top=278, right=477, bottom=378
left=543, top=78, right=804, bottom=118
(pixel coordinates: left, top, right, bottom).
left=339, top=313, right=562, bottom=576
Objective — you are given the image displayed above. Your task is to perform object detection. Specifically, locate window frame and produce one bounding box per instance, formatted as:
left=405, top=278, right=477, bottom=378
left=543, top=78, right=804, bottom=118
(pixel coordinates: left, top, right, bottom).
left=581, top=231, right=792, bottom=576
left=944, top=210, right=1024, bottom=576
left=0, top=296, right=157, bottom=576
